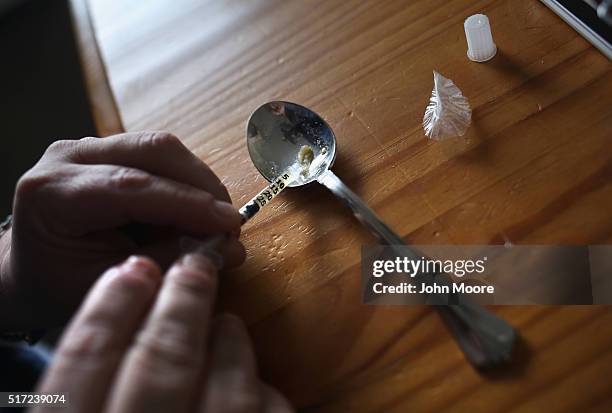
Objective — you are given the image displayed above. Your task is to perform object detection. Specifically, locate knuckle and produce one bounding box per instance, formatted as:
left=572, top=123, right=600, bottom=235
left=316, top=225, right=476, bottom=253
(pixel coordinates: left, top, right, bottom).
left=139, top=131, right=181, bottom=150
left=70, top=136, right=100, bottom=162
left=45, top=139, right=76, bottom=156
left=14, top=171, right=53, bottom=201
left=109, top=167, right=152, bottom=190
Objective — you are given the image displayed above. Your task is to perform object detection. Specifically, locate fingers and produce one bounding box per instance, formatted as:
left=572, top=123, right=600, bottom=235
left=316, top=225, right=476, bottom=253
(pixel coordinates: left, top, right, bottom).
left=199, top=314, right=262, bottom=412
left=215, top=236, right=247, bottom=268
left=136, top=236, right=245, bottom=275
left=106, top=253, right=218, bottom=413
left=71, top=132, right=232, bottom=203
left=34, top=257, right=290, bottom=413
left=200, top=314, right=294, bottom=413
left=176, top=235, right=246, bottom=270
left=33, top=257, right=161, bottom=413
left=55, top=164, right=240, bottom=236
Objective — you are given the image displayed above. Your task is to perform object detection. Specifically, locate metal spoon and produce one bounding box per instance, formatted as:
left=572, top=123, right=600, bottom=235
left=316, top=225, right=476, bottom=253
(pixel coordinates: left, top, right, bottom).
left=244, top=101, right=516, bottom=368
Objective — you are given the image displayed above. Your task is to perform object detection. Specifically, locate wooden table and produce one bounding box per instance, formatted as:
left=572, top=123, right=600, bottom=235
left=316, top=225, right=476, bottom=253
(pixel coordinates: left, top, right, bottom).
left=72, top=0, right=612, bottom=411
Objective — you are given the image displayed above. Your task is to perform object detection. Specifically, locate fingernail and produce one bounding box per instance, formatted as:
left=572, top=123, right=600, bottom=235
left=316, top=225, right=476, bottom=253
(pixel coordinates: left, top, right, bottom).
left=122, top=255, right=156, bottom=274
left=179, top=236, right=225, bottom=269
left=180, top=253, right=219, bottom=273
left=214, top=200, right=239, bottom=221
left=114, top=255, right=161, bottom=282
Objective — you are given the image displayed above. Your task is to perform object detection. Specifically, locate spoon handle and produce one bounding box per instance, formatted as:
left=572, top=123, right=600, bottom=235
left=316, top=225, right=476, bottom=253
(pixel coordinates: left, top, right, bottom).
left=316, top=169, right=516, bottom=368
left=317, top=170, right=407, bottom=246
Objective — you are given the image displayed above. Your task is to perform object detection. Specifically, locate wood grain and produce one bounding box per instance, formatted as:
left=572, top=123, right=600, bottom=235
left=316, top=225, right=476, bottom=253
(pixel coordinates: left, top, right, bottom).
left=69, top=0, right=124, bottom=135
left=82, top=0, right=612, bottom=411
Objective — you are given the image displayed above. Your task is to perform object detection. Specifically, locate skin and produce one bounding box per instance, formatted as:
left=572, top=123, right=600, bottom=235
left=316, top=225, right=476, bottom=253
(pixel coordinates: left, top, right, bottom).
left=0, top=131, right=293, bottom=411
left=31, top=255, right=293, bottom=413
left=0, top=131, right=245, bottom=330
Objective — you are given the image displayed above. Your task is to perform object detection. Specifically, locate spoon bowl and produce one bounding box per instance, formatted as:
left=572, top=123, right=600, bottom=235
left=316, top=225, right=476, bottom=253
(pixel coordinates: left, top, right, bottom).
left=246, top=101, right=336, bottom=186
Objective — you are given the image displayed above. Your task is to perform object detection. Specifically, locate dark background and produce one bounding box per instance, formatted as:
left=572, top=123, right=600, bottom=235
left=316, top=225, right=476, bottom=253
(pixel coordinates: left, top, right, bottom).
left=0, top=0, right=96, bottom=217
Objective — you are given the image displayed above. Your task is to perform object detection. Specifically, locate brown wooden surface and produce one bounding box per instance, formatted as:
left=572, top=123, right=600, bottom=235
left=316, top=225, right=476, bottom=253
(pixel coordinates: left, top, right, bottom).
left=82, top=0, right=612, bottom=411
left=69, top=0, right=124, bottom=136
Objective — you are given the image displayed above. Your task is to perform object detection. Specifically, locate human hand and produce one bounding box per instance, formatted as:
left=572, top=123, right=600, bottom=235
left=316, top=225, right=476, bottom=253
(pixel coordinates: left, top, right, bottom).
left=1, top=132, right=245, bottom=329
left=31, top=255, right=293, bottom=413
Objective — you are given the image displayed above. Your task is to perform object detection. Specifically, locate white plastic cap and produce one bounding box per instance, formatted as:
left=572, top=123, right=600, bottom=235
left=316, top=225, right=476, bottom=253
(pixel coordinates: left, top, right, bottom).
left=464, top=14, right=497, bottom=62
